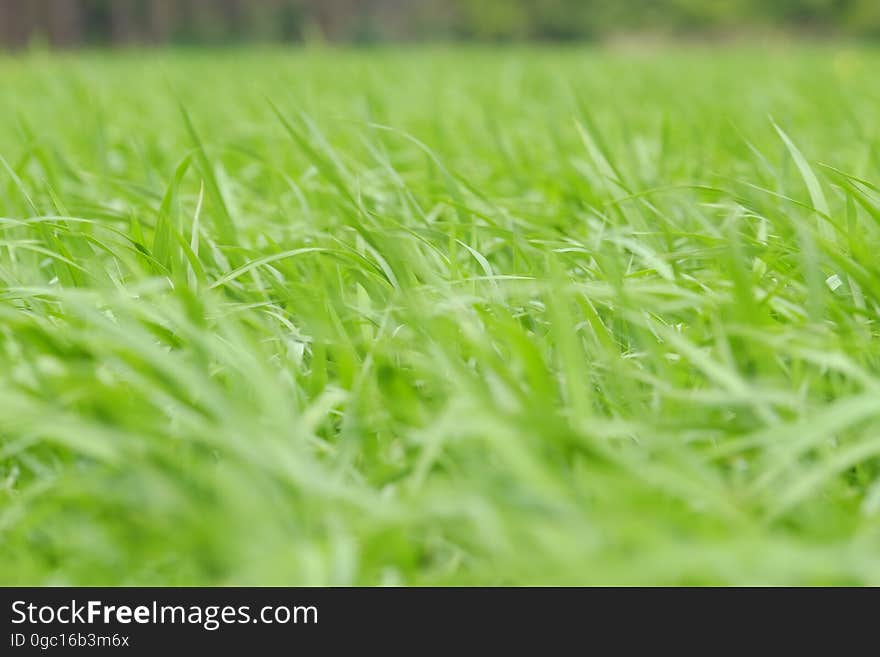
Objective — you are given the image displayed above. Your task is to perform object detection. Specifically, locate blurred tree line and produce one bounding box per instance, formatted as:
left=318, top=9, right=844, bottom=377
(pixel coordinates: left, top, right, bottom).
left=2, top=0, right=879, bottom=48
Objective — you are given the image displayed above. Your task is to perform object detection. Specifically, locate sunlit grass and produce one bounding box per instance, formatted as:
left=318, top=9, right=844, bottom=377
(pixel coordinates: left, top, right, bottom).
left=1, top=46, right=879, bottom=585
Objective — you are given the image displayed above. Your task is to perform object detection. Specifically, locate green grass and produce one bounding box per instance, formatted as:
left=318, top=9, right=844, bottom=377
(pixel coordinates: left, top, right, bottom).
left=1, top=45, right=879, bottom=585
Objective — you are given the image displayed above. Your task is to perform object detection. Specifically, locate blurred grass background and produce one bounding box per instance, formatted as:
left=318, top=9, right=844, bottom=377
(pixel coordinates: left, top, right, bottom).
left=2, top=0, right=880, bottom=49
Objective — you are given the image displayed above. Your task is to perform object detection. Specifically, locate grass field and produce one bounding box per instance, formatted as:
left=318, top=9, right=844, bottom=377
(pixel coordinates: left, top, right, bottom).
left=1, top=46, right=879, bottom=585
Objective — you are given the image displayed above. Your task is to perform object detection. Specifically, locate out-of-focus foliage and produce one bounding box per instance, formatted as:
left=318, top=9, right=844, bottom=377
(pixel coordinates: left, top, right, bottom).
left=2, top=0, right=880, bottom=48
left=453, top=0, right=880, bottom=40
